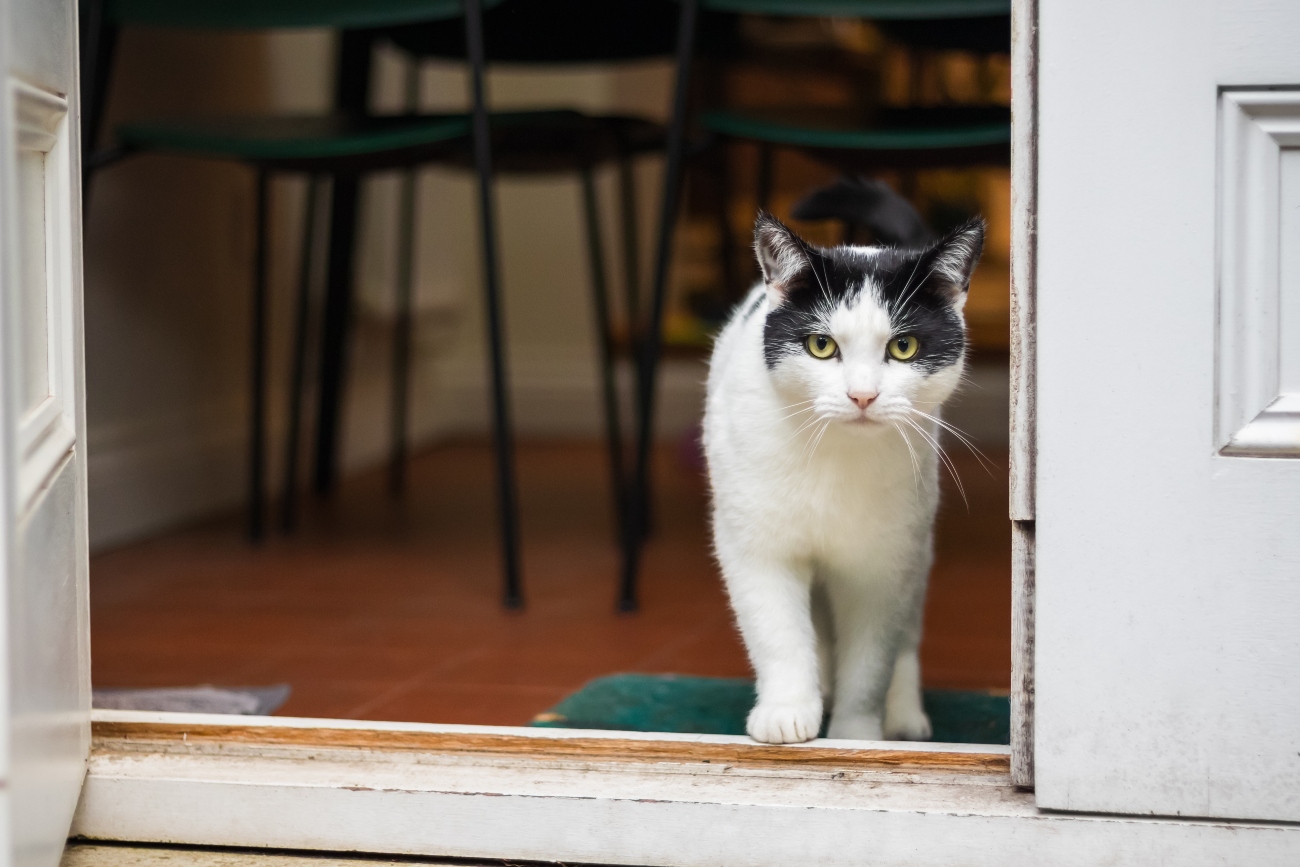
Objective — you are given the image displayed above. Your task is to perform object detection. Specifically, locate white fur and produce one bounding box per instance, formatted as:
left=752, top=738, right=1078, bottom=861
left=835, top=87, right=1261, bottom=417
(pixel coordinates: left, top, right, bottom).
left=704, top=275, right=965, bottom=744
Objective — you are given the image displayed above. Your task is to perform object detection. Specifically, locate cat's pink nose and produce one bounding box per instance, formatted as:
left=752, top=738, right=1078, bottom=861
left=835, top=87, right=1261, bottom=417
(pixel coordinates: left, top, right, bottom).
left=848, top=390, right=877, bottom=410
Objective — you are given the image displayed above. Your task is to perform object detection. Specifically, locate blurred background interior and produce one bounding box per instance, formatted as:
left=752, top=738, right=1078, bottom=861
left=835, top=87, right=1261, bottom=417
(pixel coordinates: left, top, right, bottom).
left=86, top=0, right=1013, bottom=740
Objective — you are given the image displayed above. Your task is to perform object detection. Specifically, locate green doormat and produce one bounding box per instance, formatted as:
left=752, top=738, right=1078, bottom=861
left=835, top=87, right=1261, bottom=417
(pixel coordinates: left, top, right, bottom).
left=531, top=673, right=1009, bottom=745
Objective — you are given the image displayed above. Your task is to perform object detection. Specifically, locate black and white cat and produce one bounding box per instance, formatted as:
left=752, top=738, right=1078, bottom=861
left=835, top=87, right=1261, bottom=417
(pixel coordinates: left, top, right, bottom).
left=703, top=208, right=984, bottom=744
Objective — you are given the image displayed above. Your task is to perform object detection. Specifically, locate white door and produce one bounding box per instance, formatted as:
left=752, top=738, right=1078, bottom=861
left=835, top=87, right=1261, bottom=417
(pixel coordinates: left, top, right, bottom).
left=1035, top=0, right=1300, bottom=822
left=0, top=0, right=90, bottom=862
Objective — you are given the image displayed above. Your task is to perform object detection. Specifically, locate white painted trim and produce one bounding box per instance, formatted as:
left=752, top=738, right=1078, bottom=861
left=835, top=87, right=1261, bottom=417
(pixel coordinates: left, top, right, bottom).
left=1221, top=393, right=1300, bottom=456
left=1216, top=88, right=1300, bottom=458
left=12, top=79, right=63, bottom=151
left=1009, top=0, right=1038, bottom=790
left=1009, top=519, right=1034, bottom=789
left=1009, top=0, right=1037, bottom=521
left=73, top=713, right=1300, bottom=867
left=12, top=79, right=76, bottom=516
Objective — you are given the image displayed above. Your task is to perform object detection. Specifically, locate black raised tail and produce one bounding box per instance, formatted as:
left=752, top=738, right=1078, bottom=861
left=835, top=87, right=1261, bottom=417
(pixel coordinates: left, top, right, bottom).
left=791, top=176, right=934, bottom=248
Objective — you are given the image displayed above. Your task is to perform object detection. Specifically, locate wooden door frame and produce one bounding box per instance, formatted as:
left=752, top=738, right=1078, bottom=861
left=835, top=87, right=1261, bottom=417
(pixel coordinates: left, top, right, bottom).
left=1008, top=0, right=1037, bottom=791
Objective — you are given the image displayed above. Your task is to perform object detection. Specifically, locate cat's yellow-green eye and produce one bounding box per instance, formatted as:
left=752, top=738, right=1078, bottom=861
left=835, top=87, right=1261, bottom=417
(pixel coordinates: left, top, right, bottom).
left=805, top=334, right=838, bottom=359
left=887, top=334, right=920, bottom=361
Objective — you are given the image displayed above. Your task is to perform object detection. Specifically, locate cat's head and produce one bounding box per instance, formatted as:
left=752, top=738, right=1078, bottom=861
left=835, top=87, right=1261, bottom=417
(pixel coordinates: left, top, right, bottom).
left=754, top=212, right=984, bottom=431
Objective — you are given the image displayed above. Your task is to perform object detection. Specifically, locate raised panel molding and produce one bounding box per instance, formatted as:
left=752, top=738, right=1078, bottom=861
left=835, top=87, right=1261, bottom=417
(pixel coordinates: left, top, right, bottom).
left=10, top=78, right=76, bottom=512
left=1217, top=88, right=1300, bottom=457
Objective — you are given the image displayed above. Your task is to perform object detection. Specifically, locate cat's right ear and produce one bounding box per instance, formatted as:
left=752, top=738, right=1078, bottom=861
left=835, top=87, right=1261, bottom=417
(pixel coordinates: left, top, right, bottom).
left=754, top=213, right=809, bottom=306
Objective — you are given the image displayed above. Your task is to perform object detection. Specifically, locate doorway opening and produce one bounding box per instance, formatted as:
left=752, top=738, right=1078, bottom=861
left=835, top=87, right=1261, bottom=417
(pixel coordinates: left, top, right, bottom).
left=85, top=10, right=1014, bottom=745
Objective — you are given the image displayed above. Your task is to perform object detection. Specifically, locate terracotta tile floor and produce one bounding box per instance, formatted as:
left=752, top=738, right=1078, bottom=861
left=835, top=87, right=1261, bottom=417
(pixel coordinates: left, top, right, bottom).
left=90, top=440, right=1010, bottom=726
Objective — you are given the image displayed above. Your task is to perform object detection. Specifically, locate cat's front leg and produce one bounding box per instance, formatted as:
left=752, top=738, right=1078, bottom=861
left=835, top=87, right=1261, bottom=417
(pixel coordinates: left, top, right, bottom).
left=882, top=563, right=931, bottom=741
left=883, top=647, right=932, bottom=741
left=718, top=544, right=822, bottom=744
left=825, top=581, right=896, bottom=741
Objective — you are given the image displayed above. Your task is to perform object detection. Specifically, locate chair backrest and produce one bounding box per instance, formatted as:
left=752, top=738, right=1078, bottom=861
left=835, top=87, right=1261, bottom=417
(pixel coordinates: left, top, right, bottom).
left=701, top=0, right=1009, bottom=18
left=106, top=0, right=504, bottom=30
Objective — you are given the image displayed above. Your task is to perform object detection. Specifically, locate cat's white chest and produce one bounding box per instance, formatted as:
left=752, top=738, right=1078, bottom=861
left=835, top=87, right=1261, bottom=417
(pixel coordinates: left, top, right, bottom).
left=776, top=430, right=935, bottom=577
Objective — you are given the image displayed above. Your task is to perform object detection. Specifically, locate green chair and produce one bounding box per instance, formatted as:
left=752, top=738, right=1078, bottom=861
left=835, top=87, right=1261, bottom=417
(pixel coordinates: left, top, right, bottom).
left=620, top=0, right=1012, bottom=606
left=80, top=0, right=538, bottom=600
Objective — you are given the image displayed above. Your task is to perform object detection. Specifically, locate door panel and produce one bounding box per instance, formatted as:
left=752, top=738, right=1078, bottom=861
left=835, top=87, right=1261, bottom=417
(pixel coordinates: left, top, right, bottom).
left=11, top=459, right=87, bottom=865
left=1, top=0, right=89, bottom=861
left=1036, top=0, right=1300, bottom=821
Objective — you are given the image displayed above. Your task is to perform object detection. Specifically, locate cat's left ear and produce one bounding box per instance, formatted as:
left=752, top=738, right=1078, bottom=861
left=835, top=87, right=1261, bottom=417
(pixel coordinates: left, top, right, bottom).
left=754, top=212, right=813, bottom=306
left=920, top=218, right=985, bottom=309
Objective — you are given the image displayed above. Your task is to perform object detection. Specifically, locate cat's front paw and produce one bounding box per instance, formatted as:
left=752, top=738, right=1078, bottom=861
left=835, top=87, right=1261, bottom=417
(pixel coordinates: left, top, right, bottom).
left=747, top=697, right=823, bottom=744
left=883, top=706, right=932, bottom=742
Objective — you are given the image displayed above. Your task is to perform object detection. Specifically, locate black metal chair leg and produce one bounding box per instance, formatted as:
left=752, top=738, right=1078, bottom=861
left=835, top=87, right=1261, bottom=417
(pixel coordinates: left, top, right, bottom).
left=621, top=0, right=700, bottom=612
left=248, top=170, right=271, bottom=544
left=389, top=167, right=417, bottom=497
left=618, top=148, right=654, bottom=547
left=580, top=166, right=629, bottom=552
left=389, top=58, right=421, bottom=498
left=312, top=176, right=358, bottom=496
left=616, top=151, right=642, bottom=357
left=313, top=30, right=374, bottom=496
left=281, top=175, right=320, bottom=533
left=466, top=0, right=524, bottom=610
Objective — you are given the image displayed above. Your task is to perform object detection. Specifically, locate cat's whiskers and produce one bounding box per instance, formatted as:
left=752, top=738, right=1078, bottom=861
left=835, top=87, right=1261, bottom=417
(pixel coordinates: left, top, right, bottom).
left=773, top=399, right=818, bottom=423
left=802, top=250, right=834, bottom=309
left=800, top=416, right=834, bottom=467
left=904, top=407, right=997, bottom=476
left=954, top=367, right=983, bottom=391
left=774, top=405, right=817, bottom=423
left=889, top=309, right=920, bottom=328
left=901, top=415, right=969, bottom=509
left=894, top=264, right=940, bottom=315
left=781, top=411, right=829, bottom=447
left=816, top=256, right=835, bottom=305
left=892, top=255, right=925, bottom=315
left=889, top=420, right=923, bottom=498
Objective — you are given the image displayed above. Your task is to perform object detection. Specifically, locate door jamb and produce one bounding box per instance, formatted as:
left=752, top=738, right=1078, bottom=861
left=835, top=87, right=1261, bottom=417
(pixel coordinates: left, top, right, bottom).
left=1009, top=0, right=1038, bottom=790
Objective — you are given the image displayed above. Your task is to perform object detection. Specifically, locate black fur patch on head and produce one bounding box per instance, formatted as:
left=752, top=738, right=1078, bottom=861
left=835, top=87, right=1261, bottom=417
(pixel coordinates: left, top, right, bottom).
left=755, top=215, right=984, bottom=372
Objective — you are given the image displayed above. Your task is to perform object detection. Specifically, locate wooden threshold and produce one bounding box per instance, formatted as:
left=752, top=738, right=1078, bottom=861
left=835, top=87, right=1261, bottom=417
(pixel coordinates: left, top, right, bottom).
left=92, top=716, right=1010, bottom=776
left=79, top=714, right=1294, bottom=865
